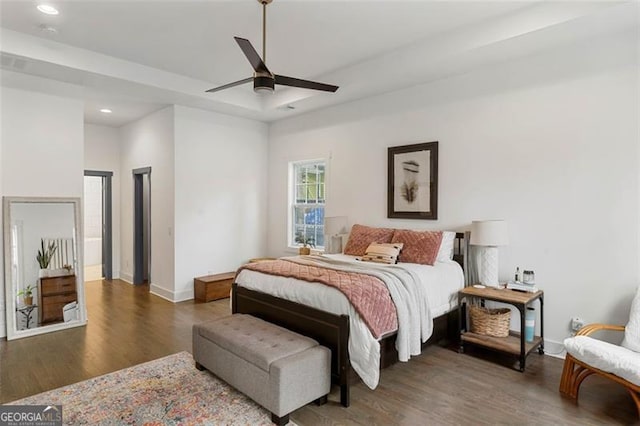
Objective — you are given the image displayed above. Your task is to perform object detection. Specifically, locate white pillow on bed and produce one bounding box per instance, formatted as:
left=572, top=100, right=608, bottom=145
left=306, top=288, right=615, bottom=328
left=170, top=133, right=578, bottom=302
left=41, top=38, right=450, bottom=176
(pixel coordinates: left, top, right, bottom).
left=436, top=231, right=456, bottom=262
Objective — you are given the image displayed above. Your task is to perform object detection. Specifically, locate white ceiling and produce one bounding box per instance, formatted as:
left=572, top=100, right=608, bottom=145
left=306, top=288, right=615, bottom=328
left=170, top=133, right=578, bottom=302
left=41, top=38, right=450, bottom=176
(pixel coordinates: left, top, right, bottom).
left=0, top=0, right=636, bottom=126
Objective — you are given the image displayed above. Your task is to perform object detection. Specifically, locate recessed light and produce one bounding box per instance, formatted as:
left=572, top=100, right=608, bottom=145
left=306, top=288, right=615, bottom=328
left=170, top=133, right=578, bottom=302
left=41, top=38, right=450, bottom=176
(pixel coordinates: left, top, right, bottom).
left=100, top=109, right=112, bottom=114
left=37, top=4, right=59, bottom=15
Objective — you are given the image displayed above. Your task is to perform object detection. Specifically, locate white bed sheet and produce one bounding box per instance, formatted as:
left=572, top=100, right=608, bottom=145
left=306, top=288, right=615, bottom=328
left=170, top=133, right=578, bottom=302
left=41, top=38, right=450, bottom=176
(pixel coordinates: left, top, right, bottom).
left=235, top=255, right=464, bottom=389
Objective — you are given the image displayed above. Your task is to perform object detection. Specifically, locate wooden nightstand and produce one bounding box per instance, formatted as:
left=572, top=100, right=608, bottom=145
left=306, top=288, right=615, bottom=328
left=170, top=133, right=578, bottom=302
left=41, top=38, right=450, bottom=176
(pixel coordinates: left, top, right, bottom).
left=458, top=286, right=544, bottom=372
left=194, top=272, right=235, bottom=302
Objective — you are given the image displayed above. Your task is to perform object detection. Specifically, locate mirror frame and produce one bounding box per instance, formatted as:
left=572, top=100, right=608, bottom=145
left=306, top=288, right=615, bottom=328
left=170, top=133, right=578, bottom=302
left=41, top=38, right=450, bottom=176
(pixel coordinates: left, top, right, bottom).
left=3, top=196, right=86, bottom=340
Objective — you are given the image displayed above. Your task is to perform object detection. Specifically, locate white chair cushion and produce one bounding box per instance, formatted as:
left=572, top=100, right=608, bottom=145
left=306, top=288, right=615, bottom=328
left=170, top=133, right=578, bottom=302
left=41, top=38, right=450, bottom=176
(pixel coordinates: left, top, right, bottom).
left=622, top=286, right=640, bottom=352
left=564, top=335, right=640, bottom=387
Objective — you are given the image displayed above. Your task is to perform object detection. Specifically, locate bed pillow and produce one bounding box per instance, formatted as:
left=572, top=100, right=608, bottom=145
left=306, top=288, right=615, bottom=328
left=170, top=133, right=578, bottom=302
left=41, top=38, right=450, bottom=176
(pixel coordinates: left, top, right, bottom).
left=360, top=242, right=404, bottom=264
left=391, top=229, right=443, bottom=265
left=343, top=224, right=395, bottom=256
left=622, top=286, right=640, bottom=352
left=436, top=231, right=456, bottom=262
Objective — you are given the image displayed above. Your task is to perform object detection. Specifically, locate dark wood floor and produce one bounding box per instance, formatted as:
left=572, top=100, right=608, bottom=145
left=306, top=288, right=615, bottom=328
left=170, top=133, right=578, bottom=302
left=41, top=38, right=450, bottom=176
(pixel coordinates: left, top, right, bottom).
left=1, top=279, right=636, bottom=424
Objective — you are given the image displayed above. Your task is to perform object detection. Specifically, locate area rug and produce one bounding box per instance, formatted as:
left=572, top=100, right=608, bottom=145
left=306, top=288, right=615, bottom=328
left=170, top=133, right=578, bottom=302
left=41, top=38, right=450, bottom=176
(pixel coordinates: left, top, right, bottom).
left=9, top=351, right=295, bottom=425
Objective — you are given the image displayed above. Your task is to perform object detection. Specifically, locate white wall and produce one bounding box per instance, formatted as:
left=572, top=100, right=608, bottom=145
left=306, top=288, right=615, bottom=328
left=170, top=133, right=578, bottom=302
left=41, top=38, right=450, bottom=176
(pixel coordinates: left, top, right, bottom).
left=118, top=105, right=268, bottom=302
left=173, top=106, right=268, bottom=301
left=84, top=124, right=122, bottom=277
left=268, top=32, right=639, bottom=350
left=1, top=88, right=84, bottom=196
left=1, top=84, right=85, bottom=337
left=119, top=106, right=175, bottom=299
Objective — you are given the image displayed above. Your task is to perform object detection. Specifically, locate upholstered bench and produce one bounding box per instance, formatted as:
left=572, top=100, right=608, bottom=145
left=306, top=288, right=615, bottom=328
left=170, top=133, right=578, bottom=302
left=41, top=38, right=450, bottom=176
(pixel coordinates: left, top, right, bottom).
left=193, top=314, right=331, bottom=425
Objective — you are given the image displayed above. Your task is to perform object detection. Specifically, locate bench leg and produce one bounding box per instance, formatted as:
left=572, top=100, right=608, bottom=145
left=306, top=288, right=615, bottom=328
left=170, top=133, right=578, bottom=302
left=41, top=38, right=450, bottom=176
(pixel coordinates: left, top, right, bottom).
left=195, top=361, right=206, bottom=371
left=340, top=384, right=350, bottom=407
left=271, top=413, right=289, bottom=426
left=314, top=395, right=328, bottom=406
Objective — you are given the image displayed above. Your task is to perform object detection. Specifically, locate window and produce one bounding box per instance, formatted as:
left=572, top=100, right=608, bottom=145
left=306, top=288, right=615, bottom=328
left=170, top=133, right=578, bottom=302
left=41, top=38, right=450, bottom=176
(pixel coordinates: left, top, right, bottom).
left=290, top=160, right=325, bottom=249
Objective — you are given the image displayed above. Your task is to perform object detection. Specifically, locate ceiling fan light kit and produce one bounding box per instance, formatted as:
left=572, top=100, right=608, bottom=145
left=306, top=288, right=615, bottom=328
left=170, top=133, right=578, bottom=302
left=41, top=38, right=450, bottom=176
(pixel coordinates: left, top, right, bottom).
left=206, top=0, right=338, bottom=95
left=254, top=75, right=275, bottom=92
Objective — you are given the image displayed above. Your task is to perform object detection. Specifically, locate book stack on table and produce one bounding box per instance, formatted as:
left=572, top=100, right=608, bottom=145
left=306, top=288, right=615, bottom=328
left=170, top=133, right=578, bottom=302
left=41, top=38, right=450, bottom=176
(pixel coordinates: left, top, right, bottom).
left=506, top=281, right=538, bottom=292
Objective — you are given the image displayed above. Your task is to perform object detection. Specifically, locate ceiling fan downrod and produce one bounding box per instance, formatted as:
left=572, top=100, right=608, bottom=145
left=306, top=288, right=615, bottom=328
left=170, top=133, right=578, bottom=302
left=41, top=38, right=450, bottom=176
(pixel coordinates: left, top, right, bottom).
left=260, top=0, right=272, bottom=66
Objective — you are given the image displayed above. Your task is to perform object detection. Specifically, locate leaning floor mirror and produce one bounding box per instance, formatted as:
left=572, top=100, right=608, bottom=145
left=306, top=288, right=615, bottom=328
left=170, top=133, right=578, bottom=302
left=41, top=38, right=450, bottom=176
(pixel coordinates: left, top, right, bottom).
left=3, top=197, right=86, bottom=340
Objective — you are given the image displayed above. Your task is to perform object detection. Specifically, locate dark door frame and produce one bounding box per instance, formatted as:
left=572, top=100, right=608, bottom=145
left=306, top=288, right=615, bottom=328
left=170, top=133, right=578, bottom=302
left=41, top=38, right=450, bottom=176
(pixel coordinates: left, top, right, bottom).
left=133, top=167, right=151, bottom=285
left=84, top=170, right=113, bottom=280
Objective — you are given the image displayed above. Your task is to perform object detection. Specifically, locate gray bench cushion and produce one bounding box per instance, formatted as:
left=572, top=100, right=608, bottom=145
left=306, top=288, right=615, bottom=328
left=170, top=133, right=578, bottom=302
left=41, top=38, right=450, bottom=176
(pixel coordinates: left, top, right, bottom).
left=196, top=314, right=318, bottom=372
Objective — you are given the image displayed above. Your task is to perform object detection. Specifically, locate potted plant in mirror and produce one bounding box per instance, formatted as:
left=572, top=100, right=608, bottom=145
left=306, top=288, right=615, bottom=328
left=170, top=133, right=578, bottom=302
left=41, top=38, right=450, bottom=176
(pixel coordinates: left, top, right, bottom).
left=36, top=239, right=57, bottom=278
left=17, top=284, right=35, bottom=306
left=294, top=232, right=315, bottom=255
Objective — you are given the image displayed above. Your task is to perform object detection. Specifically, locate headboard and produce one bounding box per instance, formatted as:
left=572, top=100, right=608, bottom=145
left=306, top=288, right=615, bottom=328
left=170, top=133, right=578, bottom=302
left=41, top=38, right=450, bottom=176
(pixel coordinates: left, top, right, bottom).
left=43, top=237, right=75, bottom=270
left=453, top=231, right=470, bottom=286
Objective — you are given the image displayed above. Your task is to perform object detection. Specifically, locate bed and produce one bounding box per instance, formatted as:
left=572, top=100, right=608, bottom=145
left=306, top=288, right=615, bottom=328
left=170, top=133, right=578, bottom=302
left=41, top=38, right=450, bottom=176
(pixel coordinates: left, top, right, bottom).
left=232, top=231, right=468, bottom=407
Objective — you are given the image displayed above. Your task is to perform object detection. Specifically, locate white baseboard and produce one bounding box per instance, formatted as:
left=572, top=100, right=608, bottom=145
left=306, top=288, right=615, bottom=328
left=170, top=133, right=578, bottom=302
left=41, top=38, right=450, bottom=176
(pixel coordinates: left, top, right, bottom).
left=119, top=271, right=133, bottom=284
left=173, top=288, right=194, bottom=302
left=149, top=284, right=174, bottom=302
left=119, top=273, right=192, bottom=303
left=543, top=338, right=566, bottom=359
left=149, top=284, right=194, bottom=303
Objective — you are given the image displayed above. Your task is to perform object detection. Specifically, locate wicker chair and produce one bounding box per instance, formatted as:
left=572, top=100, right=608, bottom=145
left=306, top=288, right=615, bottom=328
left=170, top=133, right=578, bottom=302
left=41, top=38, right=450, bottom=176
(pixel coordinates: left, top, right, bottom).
left=559, top=322, right=640, bottom=417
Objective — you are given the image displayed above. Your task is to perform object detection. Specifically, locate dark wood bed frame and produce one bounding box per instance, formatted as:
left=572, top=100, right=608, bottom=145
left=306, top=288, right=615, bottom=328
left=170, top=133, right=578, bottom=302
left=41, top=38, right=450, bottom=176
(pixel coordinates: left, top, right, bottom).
left=231, top=232, right=468, bottom=408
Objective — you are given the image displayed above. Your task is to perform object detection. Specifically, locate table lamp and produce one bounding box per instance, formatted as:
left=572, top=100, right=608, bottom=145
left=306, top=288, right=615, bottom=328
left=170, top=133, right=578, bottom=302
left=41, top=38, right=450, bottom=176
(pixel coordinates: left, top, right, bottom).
left=470, top=220, right=509, bottom=287
left=324, top=216, right=348, bottom=254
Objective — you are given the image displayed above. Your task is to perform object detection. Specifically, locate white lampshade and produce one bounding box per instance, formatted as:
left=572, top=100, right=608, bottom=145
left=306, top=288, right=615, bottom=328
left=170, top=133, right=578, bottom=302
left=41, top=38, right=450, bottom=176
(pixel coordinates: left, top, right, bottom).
left=324, top=216, right=347, bottom=236
left=470, top=220, right=509, bottom=247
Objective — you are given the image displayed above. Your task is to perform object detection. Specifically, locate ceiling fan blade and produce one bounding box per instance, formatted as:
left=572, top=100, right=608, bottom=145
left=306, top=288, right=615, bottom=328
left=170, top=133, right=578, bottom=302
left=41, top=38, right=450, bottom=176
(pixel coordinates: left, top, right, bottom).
left=205, top=77, right=253, bottom=93
left=274, top=75, right=338, bottom=93
left=234, top=37, right=270, bottom=74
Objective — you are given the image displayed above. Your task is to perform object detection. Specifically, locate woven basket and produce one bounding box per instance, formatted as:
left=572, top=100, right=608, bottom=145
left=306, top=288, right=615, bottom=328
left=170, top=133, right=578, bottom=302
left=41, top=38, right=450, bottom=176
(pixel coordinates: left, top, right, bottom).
left=469, top=306, right=511, bottom=337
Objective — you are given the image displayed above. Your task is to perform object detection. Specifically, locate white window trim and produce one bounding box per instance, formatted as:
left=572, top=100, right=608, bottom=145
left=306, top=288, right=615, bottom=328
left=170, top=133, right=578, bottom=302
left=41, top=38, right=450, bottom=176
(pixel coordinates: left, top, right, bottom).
left=287, top=158, right=326, bottom=251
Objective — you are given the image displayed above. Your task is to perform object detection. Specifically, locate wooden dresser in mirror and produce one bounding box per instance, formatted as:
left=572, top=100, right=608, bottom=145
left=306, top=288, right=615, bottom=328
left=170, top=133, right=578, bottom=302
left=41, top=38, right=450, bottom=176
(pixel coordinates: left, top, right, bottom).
left=39, top=275, right=77, bottom=325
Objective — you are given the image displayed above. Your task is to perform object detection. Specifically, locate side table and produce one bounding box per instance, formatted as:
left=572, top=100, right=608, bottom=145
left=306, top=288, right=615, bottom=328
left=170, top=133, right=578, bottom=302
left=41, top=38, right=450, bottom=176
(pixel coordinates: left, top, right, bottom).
left=458, top=286, right=544, bottom=372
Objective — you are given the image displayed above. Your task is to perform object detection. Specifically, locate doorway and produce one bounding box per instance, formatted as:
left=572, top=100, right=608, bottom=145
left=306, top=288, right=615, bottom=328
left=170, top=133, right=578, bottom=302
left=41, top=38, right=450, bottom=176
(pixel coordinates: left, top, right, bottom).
left=133, top=167, right=151, bottom=285
left=83, top=170, right=113, bottom=281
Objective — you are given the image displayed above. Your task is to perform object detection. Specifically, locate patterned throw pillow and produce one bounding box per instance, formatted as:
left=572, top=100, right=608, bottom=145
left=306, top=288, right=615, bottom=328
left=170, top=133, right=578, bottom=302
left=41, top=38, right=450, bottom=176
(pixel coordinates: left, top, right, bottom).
left=391, top=229, right=443, bottom=265
left=360, top=243, right=404, bottom=264
left=343, top=224, right=395, bottom=256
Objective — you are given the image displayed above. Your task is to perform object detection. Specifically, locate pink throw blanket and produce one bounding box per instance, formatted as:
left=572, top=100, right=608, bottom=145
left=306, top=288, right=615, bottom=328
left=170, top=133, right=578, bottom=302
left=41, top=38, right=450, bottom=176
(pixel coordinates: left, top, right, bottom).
left=238, top=259, right=398, bottom=339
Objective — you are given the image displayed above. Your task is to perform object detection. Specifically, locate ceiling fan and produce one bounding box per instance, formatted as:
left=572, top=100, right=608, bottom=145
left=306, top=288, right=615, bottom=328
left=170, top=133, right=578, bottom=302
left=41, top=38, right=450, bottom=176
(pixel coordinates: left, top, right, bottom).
left=206, top=0, right=338, bottom=94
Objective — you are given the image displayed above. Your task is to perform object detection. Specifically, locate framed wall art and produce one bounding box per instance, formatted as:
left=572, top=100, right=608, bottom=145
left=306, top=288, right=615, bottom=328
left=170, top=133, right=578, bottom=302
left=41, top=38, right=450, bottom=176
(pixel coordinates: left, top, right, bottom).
left=387, top=141, right=438, bottom=220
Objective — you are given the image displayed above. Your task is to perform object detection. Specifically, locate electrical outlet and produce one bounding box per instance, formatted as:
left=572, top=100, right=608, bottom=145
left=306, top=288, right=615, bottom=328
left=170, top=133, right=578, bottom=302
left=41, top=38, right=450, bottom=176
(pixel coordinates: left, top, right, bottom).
left=571, top=317, right=584, bottom=331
